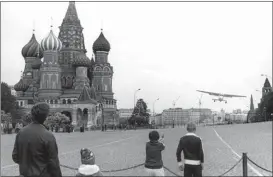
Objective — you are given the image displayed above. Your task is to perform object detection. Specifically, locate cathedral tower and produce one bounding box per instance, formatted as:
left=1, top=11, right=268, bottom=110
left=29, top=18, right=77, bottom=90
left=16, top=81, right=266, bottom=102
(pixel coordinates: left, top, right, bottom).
left=92, top=30, right=114, bottom=99
left=262, top=78, right=272, bottom=97
left=38, top=29, right=63, bottom=99
left=58, top=1, right=86, bottom=89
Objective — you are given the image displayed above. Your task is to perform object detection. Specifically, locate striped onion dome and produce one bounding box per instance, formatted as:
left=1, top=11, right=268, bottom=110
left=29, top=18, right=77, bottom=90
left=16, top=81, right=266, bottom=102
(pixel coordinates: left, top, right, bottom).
left=21, top=34, right=43, bottom=58
left=72, top=53, right=91, bottom=67
left=40, top=30, right=62, bottom=51
left=14, top=79, right=29, bottom=92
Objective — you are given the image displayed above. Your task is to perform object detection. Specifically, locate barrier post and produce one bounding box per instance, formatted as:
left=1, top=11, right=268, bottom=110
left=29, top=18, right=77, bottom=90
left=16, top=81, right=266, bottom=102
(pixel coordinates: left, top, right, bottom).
left=242, top=153, right=248, bottom=177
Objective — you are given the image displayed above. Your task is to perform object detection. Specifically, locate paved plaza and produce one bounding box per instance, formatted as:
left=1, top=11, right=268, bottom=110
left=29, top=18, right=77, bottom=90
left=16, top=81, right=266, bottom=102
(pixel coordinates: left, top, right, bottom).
left=1, top=122, right=272, bottom=176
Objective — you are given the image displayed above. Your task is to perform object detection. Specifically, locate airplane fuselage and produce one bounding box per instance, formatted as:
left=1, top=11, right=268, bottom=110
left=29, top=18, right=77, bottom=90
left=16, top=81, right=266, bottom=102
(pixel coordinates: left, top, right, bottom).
left=212, top=96, right=227, bottom=103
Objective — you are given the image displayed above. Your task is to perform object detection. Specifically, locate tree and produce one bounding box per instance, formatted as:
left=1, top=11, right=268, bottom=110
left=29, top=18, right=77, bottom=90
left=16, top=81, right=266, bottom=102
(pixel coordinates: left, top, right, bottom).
left=44, top=112, right=70, bottom=128
left=1, top=82, right=16, bottom=114
left=1, top=110, right=12, bottom=123
left=129, top=99, right=150, bottom=126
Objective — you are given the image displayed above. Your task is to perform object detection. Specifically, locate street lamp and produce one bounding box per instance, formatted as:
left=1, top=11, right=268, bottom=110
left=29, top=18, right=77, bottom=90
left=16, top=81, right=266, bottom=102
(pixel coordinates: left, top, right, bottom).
left=134, top=88, right=141, bottom=108
left=99, top=102, right=104, bottom=131
left=153, top=98, right=160, bottom=116
left=172, top=96, right=180, bottom=128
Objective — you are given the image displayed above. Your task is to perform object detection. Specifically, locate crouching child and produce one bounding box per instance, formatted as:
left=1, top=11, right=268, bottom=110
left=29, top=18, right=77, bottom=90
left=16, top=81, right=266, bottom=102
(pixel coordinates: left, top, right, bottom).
left=76, top=148, right=103, bottom=176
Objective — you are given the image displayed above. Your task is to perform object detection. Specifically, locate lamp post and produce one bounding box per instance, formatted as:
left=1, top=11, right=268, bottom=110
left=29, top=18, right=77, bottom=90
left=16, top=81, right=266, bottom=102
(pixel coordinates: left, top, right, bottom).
left=153, top=98, right=160, bottom=117
left=153, top=98, right=159, bottom=127
left=99, top=101, right=104, bottom=131
left=134, top=88, right=141, bottom=108
left=172, top=96, right=180, bottom=128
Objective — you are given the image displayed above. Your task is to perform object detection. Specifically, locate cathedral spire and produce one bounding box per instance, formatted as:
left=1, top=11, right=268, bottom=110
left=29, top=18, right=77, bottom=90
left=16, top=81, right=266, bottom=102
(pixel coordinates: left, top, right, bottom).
left=250, top=94, right=254, bottom=110
left=63, top=1, right=80, bottom=25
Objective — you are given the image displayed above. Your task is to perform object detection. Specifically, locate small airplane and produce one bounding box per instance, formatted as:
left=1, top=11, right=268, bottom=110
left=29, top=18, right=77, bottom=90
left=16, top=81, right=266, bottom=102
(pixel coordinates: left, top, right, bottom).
left=196, top=90, right=246, bottom=104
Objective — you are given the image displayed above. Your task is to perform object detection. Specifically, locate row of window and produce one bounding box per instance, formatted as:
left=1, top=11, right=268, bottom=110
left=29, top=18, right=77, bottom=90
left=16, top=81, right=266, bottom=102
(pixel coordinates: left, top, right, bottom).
left=45, top=99, right=77, bottom=104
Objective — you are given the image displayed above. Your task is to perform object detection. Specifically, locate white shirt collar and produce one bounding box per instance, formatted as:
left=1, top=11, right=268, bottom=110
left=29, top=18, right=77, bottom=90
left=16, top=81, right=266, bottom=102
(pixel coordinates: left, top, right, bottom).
left=185, top=132, right=198, bottom=137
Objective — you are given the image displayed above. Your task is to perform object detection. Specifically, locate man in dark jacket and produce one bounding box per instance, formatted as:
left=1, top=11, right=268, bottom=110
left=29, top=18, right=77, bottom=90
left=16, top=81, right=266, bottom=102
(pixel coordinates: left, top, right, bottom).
left=176, top=122, right=204, bottom=177
left=12, top=102, right=62, bottom=177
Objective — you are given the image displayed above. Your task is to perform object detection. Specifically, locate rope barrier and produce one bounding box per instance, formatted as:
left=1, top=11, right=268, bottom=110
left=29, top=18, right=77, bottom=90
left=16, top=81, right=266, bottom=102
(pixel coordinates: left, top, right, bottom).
left=247, top=157, right=273, bottom=173
left=60, top=164, right=78, bottom=171
left=100, top=163, right=145, bottom=173
left=60, top=156, right=272, bottom=177
left=163, top=165, right=180, bottom=176
left=218, top=157, right=242, bottom=177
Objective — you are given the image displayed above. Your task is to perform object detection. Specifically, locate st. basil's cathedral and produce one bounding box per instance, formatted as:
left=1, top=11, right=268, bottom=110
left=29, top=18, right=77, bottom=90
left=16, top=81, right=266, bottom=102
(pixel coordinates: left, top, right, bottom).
left=14, top=1, right=117, bottom=128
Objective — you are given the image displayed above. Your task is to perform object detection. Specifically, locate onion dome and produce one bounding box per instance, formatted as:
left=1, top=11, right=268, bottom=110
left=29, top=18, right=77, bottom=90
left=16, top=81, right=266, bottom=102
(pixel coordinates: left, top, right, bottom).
left=14, top=79, right=29, bottom=92
left=31, top=59, right=42, bottom=69
left=40, top=30, right=62, bottom=51
left=72, top=53, right=91, bottom=67
left=92, top=31, right=111, bottom=53
left=21, top=34, right=43, bottom=58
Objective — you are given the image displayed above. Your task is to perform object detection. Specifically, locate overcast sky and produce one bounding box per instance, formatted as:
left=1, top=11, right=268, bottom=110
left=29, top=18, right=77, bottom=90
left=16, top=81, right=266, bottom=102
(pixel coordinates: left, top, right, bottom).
left=1, top=2, right=272, bottom=113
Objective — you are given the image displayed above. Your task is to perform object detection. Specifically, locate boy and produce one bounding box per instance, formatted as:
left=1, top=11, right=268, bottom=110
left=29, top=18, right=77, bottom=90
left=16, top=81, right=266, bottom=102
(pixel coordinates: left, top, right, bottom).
left=176, top=122, right=204, bottom=177
left=76, top=148, right=103, bottom=176
left=145, top=130, right=165, bottom=176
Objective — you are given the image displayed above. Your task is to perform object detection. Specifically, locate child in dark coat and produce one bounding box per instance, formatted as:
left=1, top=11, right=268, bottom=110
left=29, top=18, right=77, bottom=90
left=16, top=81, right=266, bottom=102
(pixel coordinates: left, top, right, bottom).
left=76, top=148, right=103, bottom=176
left=145, top=130, right=165, bottom=176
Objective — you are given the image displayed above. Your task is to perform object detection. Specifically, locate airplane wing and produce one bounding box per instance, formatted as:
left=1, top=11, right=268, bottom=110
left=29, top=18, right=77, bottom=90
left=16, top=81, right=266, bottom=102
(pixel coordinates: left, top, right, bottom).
left=222, top=94, right=246, bottom=98
left=196, top=90, right=222, bottom=96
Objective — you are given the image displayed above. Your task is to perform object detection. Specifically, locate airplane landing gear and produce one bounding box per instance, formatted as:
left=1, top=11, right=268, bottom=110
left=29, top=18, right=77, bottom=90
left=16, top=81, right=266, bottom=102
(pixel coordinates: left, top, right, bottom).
left=225, top=101, right=227, bottom=104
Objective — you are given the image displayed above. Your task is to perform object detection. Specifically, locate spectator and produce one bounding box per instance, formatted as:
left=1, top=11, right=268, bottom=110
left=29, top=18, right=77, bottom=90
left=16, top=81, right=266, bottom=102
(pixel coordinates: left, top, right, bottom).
left=12, top=102, right=62, bottom=177
left=76, top=148, right=103, bottom=176
left=176, top=122, right=204, bottom=177
left=1, top=122, right=3, bottom=134
left=145, top=131, right=165, bottom=176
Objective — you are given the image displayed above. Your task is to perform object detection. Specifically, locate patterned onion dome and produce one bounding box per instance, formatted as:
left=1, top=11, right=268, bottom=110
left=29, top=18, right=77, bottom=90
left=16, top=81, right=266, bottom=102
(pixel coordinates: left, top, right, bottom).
left=21, top=34, right=43, bottom=58
left=92, top=31, right=111, bottom=53
left=40, top=30, right=62, bottom=51
left=14, top=79, right=29, bottom=92
left=72, top=53, right=91, bottom=67
left=31, top=59, right=42, bottom=69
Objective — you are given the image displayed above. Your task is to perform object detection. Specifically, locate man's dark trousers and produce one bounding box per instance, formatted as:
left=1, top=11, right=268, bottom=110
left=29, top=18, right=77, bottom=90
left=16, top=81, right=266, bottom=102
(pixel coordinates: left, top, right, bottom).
left=184, top=164, right=202, bottom=177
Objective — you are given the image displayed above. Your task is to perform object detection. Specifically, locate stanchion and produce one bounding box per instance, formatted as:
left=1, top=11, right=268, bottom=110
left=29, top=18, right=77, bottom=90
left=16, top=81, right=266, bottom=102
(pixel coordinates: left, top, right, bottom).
left=242, top=153, right=248, bottom=177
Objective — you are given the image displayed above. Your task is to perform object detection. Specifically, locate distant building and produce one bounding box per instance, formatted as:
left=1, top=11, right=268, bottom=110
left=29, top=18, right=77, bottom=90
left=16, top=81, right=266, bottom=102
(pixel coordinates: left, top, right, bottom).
left=161, top=108, right=211, bottom=125
left=118, top=108, right=133, bottom=124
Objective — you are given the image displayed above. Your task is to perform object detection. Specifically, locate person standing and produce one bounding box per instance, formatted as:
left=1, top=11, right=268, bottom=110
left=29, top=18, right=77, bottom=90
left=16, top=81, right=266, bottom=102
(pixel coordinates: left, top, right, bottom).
left=12, top=102, right=62, bottom=177
left=145, top=131, right=165, bottom=176
left=176, top=122, right=204, bottom=177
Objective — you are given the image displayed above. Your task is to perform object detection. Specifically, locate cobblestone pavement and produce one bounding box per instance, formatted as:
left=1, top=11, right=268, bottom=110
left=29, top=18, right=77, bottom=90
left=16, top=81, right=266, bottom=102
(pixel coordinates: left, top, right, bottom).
left=1, top=122, right=272, bottom=176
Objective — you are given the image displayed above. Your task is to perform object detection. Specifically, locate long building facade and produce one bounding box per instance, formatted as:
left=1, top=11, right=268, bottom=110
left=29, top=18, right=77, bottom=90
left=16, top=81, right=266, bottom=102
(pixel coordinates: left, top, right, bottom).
left=161, top=108, right=212, bottom=125
left=14, top=2, right=117, bottom=128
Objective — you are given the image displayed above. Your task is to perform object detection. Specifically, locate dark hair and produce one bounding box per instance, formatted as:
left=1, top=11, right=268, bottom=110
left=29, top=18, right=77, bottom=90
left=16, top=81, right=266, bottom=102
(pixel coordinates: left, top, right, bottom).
left=31, top=102, right=50, bottom=124
left=149, top=131, right=160, bottom=141
left=187, top=122, right=196, bottom=132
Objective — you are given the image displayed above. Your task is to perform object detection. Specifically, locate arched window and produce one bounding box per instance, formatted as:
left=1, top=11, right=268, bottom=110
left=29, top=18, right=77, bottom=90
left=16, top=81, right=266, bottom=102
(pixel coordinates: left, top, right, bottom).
left=55, top=100, right=58, bottom=104
left=103, top=67, right=110, bottom=72
left=68, top=99, right=72, bottom=104
left=50, top=100, right=53, bottom=104
left=95, top=67, right=102, bottom=71
left=63, top=99, right=66, bottom=104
